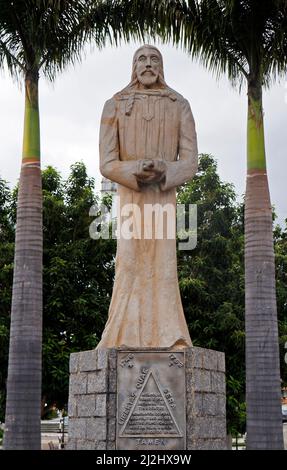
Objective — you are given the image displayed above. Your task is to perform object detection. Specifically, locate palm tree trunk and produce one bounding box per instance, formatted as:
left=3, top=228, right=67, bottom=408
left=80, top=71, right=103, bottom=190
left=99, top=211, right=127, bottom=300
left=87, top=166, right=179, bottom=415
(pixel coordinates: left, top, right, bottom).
left=3, top=71, right=42, bottom=450
left=245, top=80, right=283, bottom=449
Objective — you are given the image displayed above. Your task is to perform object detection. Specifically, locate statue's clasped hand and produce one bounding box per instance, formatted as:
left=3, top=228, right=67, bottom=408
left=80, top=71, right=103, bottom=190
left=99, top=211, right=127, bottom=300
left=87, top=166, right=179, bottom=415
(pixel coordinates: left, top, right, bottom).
left=134, top=159, right=166, bottom=184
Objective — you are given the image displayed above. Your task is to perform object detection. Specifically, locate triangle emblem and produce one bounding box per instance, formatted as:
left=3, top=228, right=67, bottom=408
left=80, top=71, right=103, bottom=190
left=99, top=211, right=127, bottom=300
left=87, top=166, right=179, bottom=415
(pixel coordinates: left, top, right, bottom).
left=119, top=369, right=182, bottom=437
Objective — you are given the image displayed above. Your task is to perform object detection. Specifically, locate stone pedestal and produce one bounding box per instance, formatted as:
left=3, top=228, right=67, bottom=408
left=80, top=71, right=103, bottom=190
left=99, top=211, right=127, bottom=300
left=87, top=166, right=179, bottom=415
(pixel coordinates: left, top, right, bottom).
left=67, top=347, right=226, bottom=450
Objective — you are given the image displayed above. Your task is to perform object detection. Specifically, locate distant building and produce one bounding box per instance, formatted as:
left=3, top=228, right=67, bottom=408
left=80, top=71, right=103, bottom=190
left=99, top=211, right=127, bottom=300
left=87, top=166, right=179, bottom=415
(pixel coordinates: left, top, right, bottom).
left=100, top=177, right=117, bottom=221
left=100, top=177, right=117, bottom=194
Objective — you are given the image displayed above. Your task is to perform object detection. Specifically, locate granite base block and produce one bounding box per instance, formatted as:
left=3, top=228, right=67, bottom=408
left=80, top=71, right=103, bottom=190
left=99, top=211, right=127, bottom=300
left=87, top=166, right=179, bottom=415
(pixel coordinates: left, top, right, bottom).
left=67, top=347, right=226, bottom=450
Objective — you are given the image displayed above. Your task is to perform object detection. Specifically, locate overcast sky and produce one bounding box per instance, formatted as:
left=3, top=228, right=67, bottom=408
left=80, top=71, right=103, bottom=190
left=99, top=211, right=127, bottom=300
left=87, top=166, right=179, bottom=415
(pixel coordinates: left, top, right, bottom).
left=0, top=41, right=286, bottom=226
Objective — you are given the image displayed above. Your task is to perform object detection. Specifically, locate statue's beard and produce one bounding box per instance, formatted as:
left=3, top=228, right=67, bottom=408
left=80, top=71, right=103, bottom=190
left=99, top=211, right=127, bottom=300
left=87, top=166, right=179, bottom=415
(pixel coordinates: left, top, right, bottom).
left=137, top=72, right=159, bottom=88
left=116, top=70, right=167, bottom=96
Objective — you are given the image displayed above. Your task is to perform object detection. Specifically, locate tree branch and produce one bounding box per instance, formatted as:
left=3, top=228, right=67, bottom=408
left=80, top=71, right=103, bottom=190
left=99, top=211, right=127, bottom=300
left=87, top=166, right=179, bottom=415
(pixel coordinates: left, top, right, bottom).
left=233, top=57, right=249, bottom=80
left=38, top=51, right=49, bottom=69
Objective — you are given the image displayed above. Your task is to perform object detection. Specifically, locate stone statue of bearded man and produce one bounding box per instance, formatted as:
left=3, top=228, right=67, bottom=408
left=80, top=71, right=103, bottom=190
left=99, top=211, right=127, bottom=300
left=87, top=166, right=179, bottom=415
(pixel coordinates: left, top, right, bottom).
left=97, top=45, right=198, bottom=349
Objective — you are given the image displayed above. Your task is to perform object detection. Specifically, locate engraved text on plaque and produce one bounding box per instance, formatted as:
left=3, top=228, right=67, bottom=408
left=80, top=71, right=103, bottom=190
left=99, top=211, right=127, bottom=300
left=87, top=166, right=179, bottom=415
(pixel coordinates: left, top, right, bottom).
left=117, top=351, right=186, bottom=450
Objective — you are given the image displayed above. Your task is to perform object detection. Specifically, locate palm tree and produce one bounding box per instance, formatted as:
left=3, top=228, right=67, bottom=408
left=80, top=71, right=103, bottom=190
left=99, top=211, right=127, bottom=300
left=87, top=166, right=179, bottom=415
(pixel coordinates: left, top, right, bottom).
left=0, top=0, right=142, bottom=450
left=137, top=0, right=286, bottom=449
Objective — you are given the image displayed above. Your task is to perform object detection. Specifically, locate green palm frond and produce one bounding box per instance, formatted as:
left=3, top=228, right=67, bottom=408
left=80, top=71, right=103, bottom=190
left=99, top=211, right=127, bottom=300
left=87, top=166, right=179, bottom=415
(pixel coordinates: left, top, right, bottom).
left=0, top=0, right=146, bottom=81
left=138, top=0, right=287, bottom=88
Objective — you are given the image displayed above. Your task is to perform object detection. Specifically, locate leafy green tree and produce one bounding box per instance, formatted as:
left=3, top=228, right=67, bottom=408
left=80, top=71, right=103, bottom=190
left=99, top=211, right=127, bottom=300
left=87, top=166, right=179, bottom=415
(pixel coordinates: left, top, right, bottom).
left=139, top=0, right=286, bottom=449
left=177, top=154, right=246, bottom=435
left=41, top=163, right=116, bottom=411
left=274, top=222, right=287, bottom=388
left=0, top=164, right=116, bottom=420
left=0, top=178, right=14, bottom=423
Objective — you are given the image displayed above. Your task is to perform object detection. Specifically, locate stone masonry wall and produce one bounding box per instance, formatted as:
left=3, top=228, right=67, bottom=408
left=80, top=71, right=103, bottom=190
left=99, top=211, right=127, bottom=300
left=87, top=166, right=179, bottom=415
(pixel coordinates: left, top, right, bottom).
left=185, top=347, right=226, bottom=450
left=67, top=348, right=117, bottom=450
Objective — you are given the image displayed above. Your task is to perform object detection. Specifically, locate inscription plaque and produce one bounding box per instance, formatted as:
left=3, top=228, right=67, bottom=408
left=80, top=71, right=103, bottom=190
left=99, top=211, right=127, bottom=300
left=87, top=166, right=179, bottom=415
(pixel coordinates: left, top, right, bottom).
left=116, top=351, right=186, bottom=450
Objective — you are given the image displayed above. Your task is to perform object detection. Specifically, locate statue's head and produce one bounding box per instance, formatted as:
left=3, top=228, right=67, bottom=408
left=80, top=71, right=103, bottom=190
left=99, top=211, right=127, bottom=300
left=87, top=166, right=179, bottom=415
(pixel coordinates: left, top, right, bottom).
left=115, top=45, right=169, bottom=97
left=129, top=45, right=167, bottom=89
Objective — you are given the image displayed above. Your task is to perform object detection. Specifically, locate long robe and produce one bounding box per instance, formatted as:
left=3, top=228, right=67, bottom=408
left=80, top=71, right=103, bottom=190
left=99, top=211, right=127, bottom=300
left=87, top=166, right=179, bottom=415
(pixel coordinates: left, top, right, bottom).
left=97, top=87, right=198, bottom=348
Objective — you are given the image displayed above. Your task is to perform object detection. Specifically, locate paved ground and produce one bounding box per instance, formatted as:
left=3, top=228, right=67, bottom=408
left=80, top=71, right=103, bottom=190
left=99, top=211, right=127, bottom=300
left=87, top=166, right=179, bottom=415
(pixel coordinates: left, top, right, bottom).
left=41, top=433, right=67, bottom=450
left=283, top=423, right=287, bottom=449
left=2, top=424, right=286, bottom=450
